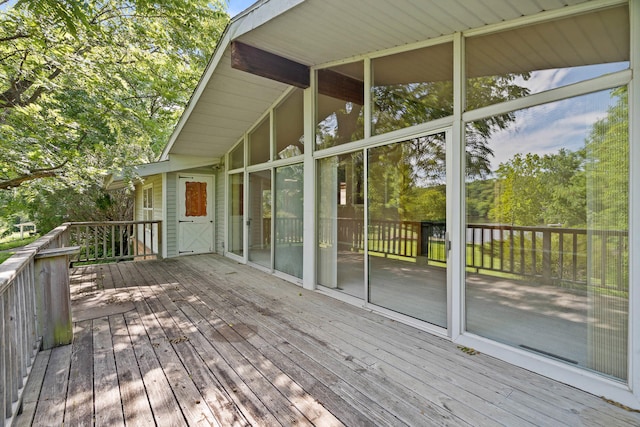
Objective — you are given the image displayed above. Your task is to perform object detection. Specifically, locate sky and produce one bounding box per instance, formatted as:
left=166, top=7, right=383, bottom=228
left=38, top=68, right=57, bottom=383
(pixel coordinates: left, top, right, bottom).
left=227, top=0, right=257, bottom=17
left=485, top=62, right=628, bottom=171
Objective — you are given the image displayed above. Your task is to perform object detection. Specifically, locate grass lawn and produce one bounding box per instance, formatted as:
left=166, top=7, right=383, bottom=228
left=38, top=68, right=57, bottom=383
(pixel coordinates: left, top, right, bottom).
left=0, top=235, right=39, bottom=265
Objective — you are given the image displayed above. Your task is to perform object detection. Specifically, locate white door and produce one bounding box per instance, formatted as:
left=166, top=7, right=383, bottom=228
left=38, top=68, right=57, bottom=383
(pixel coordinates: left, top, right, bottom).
left=178, top=175, right=214, bottom=255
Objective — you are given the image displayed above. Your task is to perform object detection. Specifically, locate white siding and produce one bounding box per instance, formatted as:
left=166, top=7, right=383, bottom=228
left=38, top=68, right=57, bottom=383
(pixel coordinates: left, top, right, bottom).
left=216, top=168, right=225, bottom=254
left=134, top=174, right=163, bottom=221
left=166, top=172, right=178, bottom=258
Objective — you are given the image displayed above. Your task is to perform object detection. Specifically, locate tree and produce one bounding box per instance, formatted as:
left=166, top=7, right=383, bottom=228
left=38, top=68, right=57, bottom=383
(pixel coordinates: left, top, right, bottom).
left=585, top=87, right=628, bottom=230
left=489, top=150, right=587, bottom=227
left=371, top=75, right=530, bottom=181
left=0, top=0, right=228, bottom=191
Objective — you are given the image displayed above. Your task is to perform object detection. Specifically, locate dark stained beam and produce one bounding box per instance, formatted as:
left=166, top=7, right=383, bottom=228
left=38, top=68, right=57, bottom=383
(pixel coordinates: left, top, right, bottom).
left=317, top=69, right=364, bottom=105
left=231, top=41, right=310, bottom=88
left=231, top=41, right=364, bottom=105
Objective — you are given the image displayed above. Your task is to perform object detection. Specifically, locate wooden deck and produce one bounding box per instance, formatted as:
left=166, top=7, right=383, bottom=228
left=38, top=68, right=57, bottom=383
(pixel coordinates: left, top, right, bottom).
left=15, top=254, right=640, bottom=426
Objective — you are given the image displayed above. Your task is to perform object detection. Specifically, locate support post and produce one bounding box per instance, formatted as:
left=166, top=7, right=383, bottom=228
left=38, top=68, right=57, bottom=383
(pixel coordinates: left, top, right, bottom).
left=34, top=246, right=80, bottom=349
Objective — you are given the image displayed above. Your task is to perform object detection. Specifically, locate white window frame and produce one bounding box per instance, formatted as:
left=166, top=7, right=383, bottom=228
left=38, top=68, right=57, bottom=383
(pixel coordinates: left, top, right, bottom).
left=142, top=184, right=154, bottom=226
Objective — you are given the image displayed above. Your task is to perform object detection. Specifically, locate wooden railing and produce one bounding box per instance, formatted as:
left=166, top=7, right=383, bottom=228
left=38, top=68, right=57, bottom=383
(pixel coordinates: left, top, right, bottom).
left=465, top=224, right=628, bottom=289
left=0, top=220, right=161, bottom=425
left=67, top=220, right=161, bottom=265
left=261, top=218, right=304, bottom=246
left=0, top=224, right=77, bottom=427
left=319, top=218, right=628, bottom=289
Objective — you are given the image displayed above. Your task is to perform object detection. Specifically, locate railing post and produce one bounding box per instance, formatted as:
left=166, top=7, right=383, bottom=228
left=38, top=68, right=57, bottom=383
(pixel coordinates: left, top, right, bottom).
left=157, top=221, right=163, bottom=259
left=34, top=246, right=80, bottom=350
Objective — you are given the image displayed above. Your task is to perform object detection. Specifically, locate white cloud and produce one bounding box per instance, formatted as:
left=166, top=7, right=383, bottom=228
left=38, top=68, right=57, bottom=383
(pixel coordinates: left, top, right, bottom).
left=487, top=100, right=610, bottom=170
left=514, top=69, right=572, bottom=94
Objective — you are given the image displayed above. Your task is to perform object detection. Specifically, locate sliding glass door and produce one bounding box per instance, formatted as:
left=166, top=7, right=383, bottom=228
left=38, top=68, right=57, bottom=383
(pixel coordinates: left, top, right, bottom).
left=248, top=170, right=272, bottom=268
left=317, top=153, right=365, bottom=298
left=367, top=132, right=448, bottom=327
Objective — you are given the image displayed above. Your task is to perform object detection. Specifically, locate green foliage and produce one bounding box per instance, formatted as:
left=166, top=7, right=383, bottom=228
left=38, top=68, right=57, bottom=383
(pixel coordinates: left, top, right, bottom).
left=466, top=178, right=495, bottom=222
left=0, top=0, right=228, bottom=185
left=0, top=0, right=228, bottom=229
left=0, top=235, right=38, bottom=251
left=0, top=252, right=13, bottom=264
left=585, top=87, right=628, bottom=230
left=487, top=87, right=627, bottom=229
left=25, top=185, right=134, bottom=233
left=368, top=136, right=447, bottom=223
left=489, top=150, right=586, bottom=226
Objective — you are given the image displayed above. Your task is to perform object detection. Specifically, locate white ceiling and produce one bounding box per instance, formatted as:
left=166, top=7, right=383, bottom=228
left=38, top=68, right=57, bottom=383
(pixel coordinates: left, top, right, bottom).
left=164, top=0, right=624, bottom=160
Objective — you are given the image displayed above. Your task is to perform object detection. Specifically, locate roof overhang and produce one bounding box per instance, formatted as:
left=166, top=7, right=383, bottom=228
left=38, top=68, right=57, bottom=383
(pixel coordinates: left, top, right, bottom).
left=161, top=0, right=622, bottom=161
left=106, top=155, right=220, bottom=190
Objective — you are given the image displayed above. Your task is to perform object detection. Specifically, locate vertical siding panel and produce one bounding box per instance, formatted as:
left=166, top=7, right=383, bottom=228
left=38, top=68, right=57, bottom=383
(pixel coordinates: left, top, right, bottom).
left=216, top=168, right=225, bottom=254
left=166, top=173, right=178, bottom=258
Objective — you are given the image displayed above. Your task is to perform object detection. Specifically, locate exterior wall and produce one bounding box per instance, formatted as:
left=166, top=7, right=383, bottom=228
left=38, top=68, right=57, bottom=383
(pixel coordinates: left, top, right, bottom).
left=217, top=2, right=638, bottom=409
left=169, top=167, right=217, bottom=257
left=133, top=174, right=163, bottom=255
left=165, top=172, right=178, bottom=258
left=134, top=174, right=163, bottom=222
left=215, top=167, right=225, bottom=254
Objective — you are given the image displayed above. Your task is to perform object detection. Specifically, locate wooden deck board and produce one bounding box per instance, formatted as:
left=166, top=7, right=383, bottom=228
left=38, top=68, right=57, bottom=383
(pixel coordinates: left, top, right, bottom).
left=16, top=254, right=640, bottom=426
left=14, top=349, right=50, bottom=427
left=64, top=320, right=94, bottom=426
left=144, top=262, right=345, bottom=427
left=92, top=316, right=125, bottom=427
left=164, top=258, right=455, bottom=426
left=109, top=314, right=156, bottom=426
left=132, top=261, right=319, bottom=427
left=31, top=345, right=71, bottom=426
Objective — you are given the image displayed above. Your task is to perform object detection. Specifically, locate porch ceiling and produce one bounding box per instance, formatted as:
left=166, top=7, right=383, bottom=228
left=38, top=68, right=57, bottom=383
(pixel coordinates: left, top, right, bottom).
left=165, top=0, right=606, bottom=159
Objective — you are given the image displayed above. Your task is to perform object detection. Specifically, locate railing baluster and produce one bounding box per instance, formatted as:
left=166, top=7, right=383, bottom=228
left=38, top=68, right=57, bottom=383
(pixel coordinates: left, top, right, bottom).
left=573, top=233, right=578, bottom=283
left=85, top=225, right=90, bottom=262
left=480, top=228, right=485, bottom=269
left=16, top=273, right=26, bottom=377
left=6, top=285, right=17, bottom=414
left=119, top=224, right=123, bottom=259
left=531, top=231, right=537, bottom=276
left=103, top=224, right=107, bottom=260
left=93, top=225, right=98, bottom=261
left=601, top=232, right=607, bottom=287
left=0, top=293, right=5, bottom=423
left=509, top=228, right=514, bottom=273
left=558, top=232, right=564, bottom=282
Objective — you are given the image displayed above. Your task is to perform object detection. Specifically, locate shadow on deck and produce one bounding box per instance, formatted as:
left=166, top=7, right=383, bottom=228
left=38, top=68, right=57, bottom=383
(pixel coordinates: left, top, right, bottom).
left=15, top=254, right=640, bottom=426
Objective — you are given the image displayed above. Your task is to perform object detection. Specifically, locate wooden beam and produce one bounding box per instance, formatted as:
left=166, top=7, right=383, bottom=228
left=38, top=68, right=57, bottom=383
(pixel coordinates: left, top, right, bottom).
left=317, top=69, right=364, bottom=105
left=231, top=41, right=310, bottom=88
left=230, top=41, right=364, bottom=105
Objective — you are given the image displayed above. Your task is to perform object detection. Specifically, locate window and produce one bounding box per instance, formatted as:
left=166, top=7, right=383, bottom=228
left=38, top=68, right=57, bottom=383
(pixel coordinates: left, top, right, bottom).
left=368, top=133, right=448, bottom=326
left=249, top=118, right=270, bottom=165
left=317, top=152, right=364, bottom=297
left=274, top=164, right=304, bottom=278
left=230, top=141, right=244, bottom=170
left=372, top=42, right=453, bottom=135
left=316, top=61, right=365, bottom=150
left=466, top=5, right=629, bottom=109
left=465, top=87, right=629, bottom=380
left=142, top=185, right=153, bottom=222
left=275, top=89, right=304, bottom=158
left=229, top=173, right=244, bottom=256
